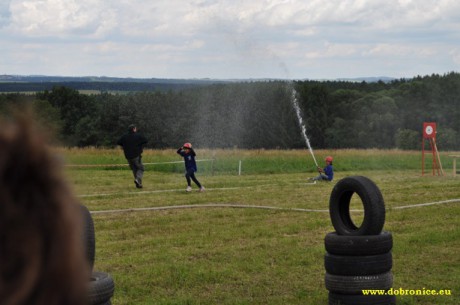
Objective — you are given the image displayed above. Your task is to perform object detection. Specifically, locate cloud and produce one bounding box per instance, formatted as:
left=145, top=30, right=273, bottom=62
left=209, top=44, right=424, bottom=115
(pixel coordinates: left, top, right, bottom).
left=8, top=0, right=117, bottom=38
left=0, top=0, right=11, bottom=27
left=1, top=0, right=460, bottom=78
left=6, top=1, right=459, bottom=43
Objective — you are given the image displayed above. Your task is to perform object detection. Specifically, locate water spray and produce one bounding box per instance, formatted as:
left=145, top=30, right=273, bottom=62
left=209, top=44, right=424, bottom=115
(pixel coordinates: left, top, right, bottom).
left=290, top=88, right=320, bottom=169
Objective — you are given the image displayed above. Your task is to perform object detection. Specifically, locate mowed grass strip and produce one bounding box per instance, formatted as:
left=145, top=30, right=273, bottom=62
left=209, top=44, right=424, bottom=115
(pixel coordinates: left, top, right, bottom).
left=63, top=148, right=460, bottom=305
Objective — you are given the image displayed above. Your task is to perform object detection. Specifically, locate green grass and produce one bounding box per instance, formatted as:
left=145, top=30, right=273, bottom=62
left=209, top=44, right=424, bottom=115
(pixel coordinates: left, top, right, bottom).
left=59, top=147, right=458, bottom=175
left=62, top=149, right=460, bottom=305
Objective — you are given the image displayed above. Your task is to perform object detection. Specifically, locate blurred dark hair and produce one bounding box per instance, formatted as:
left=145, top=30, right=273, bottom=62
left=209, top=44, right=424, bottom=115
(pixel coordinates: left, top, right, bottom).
left=128, top=124, right=136, bottom=132
left=0, top=113, right=89, bottom=305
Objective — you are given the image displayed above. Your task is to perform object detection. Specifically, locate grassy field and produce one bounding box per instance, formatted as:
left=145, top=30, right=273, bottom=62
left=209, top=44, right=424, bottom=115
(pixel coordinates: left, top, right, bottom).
left=62, top=148, right=460, bottom=305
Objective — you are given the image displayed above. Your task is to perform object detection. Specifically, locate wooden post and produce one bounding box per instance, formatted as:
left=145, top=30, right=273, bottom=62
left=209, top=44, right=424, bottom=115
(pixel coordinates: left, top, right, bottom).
left=432, top=138, right=444, bottom=176
left=449, top=155, right=460, bottom=177
left=454, top=157, right=457, bottom=177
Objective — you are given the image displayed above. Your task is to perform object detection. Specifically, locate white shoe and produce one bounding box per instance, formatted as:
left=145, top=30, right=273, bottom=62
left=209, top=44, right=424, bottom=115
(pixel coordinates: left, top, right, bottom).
left=199, top=186, right=205, bottom=192
left=186, top=186, right=192, bottom=192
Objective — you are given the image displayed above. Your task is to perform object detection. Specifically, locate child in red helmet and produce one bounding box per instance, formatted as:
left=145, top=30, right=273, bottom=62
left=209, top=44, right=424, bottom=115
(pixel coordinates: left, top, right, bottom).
left=311, top=156, right=334, bottom=181
left=177, top=142, right=205, bottom=192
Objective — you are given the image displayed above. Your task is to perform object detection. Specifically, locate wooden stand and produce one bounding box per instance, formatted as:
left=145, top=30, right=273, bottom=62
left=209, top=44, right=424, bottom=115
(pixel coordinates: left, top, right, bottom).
left=422, top=138, right=444, bottom=176
left=422, top=122, right=444, bottom=176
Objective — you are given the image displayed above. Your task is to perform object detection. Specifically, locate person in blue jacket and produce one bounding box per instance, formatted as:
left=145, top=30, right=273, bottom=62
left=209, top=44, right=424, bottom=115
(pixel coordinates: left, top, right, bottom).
left=177, top=142, right=205, bottom=192
left=312, top=156, right=334, bottom=181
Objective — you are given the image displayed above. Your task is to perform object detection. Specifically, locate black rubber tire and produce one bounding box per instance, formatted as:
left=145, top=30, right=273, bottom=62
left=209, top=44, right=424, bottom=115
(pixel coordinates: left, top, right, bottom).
left=325, top=252, right=392, bottom=276
left=325, top=272, right=393, bottom=295
left=329, top=176, right=385, bottom=235
left=88, top=271, right=115, bottom=305
left=81, top=205, right=96, bottom=270
left=329, top=292, right=396, bottom=305
left=324, top=231, right=393, bottom=255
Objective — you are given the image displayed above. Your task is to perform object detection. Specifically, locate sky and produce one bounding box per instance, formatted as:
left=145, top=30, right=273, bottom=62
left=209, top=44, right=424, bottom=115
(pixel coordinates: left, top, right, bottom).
left=1, top=0, right=460, bottom=80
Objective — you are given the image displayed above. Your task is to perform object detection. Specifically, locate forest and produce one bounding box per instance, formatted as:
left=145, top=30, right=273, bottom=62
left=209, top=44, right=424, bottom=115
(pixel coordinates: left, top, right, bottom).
left=0, top=72, right=459, bottom=150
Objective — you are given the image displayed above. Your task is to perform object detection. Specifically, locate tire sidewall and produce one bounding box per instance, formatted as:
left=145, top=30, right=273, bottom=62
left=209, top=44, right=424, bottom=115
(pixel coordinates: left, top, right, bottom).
left=324, top=231, right=393, bottom=255
left=329, top=176, right=385, bottom=235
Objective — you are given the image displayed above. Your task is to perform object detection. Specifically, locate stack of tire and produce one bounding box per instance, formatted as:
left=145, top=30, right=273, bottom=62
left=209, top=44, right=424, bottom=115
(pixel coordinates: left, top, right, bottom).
left=325, top=176, right=396, bottom=305
left=81, top=205, right=115, bottom=305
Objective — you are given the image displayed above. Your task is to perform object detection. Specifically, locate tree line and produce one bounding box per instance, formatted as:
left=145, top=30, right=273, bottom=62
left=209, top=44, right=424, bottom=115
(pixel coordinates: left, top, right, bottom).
left=0, top=72, right=459, bottom=150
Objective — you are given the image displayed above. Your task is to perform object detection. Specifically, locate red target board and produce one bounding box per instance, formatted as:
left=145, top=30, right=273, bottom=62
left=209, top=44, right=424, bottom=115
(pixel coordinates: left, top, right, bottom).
left=423, top=122, right=436, bottom=139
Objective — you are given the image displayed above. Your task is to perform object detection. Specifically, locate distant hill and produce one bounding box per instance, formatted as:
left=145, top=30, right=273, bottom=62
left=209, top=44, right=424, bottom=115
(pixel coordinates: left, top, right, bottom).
left=0, top=75, right=233, bottom=92
left=0, top=74, right=397, bottom=93
left=336, top=76, right=396, bottom=83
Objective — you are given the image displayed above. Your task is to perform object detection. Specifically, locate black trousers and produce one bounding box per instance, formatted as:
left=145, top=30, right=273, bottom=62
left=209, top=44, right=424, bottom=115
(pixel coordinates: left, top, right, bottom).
left=128, top=156, right=144, bottom=183
left=185, top=169, right=201, bottom=188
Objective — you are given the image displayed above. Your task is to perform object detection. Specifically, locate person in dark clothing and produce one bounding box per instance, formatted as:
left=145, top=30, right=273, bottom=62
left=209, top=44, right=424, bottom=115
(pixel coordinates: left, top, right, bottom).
left=117, top=124, right=148, bottom=188
left=176, top=142, right=205, bottom=192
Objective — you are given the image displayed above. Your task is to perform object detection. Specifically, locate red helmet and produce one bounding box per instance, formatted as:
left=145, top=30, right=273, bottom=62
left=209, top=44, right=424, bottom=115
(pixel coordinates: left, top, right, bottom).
left=325, top=156, right=333, bottom=162
left=183, top=142, right=192, bottom=149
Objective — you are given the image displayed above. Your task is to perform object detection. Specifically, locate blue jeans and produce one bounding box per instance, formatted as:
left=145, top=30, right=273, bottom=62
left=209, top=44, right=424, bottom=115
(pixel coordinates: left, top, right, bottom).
left=312, top=173, right=330, bottom=181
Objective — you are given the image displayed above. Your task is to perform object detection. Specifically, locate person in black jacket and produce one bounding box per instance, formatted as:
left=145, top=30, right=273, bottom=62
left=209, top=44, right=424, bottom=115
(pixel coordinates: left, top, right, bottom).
left=117, top=124, right=148, bottom=188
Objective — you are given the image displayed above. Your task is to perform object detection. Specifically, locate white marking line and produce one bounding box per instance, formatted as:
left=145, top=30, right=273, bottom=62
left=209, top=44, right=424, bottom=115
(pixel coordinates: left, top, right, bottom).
left=391, top=198, right=460, bottom=210
left=144, top=159, right=214, bottom=165
left=78, top=182, right=459, bottom=214
left=78, top=180, right=321, bottom=198
left=79, top=188, right=182, bottom=198
left=77, top=184, right=281, bottom=198
left=67, top=159, right=214, bottom=168
left=89, top=199, right=460, bottom=215
left=90, top=203, right=330, bottom=215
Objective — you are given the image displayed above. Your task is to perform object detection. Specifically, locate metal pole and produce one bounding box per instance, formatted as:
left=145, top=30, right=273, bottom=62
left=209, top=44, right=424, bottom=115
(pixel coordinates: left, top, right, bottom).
left=238, top=160, right=242, bottom=176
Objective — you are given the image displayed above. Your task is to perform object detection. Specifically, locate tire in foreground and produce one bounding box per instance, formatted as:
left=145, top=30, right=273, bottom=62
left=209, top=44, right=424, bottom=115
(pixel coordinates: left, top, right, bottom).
left=329, top=176, right=385, bottom=235
left=324, top=231, right=393, bottom=256
left=87, top=271, right=115, bottom=305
